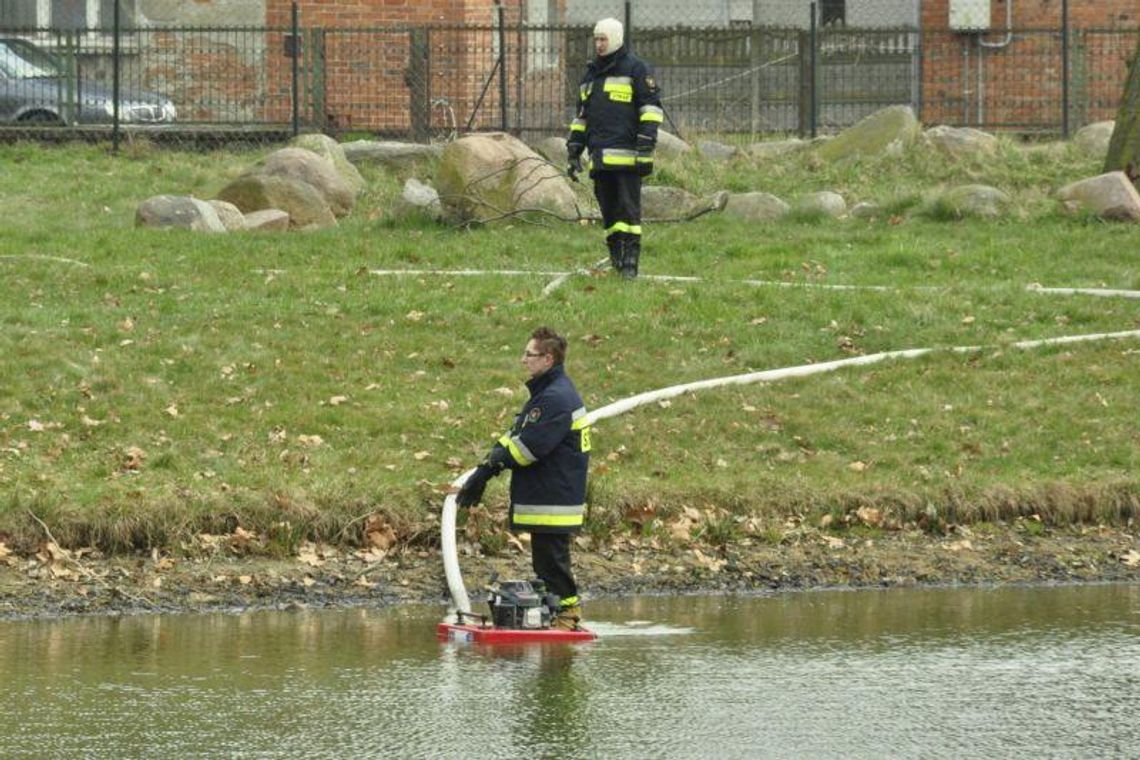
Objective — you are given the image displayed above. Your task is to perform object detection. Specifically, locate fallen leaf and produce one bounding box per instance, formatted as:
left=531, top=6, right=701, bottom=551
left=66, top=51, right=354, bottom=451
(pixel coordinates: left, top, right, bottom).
left=364, top=516, right=397, bottom=551
left=413, top=450, right=431, bottom=460
left=848, top=460, right=867, bottom=472
left=855, top=507, right=881, bottom=527
left=297, top=434, right=324, bottom=448
left=329, top=395, right=349, bottom=406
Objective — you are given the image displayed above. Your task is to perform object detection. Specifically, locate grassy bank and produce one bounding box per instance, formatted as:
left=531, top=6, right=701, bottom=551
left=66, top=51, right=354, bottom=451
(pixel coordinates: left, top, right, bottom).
left=1, top=138, right=1138, bottom=558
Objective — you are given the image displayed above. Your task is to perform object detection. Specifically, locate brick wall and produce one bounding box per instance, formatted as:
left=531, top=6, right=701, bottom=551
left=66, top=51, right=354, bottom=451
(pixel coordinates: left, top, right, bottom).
left=921, top=1, right=1139, bottom=129
left=260, top=0, right=531, bottom=132
left=922, top=0, right=1139, bottom=30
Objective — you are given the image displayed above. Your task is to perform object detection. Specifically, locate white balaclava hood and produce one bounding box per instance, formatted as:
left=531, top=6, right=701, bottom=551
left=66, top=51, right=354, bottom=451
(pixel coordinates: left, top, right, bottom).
left=594, top=17, right=624, bottom=54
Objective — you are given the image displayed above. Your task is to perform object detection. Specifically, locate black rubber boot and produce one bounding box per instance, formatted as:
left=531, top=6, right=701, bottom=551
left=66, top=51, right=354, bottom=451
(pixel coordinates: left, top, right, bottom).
left=606, top=235, right=622, bottom=272
left=621, top=237, right=640, bottom=280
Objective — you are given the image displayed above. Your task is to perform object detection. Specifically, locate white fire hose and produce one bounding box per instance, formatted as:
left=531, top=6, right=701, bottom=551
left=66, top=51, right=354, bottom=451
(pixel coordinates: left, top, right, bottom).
left=441, top=328, right=1140, bottom=617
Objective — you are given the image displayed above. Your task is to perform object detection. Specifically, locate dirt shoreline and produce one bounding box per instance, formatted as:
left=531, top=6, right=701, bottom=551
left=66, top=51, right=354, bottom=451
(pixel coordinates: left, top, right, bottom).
left=2, top=523, right=1137, bottom=621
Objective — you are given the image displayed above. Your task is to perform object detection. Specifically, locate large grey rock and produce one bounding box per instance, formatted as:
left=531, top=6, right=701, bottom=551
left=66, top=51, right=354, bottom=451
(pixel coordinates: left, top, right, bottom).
left=816, top=105, right=921, bottom=162
left=398, top=178, right=443, bottom=220
left=243, top=209, right=290, bottom=231
left=342, top=140, right=443, bottom=168
left=642, top=185, right=703, bottom=219
left=207, top=199, right=245, bottom=231
left=923, top=125, right=999, bottom=159
left=655, top=130, right=692, bottom=159
left=794, top=191, right=847, bottom=217
left=850, top=201, right=881, bottom=219
left=722, top=192, right=790, bottom=222
left=749, top=139, right=806, bottom=159
left=936, top=184, right=1011, bottom=219
left=697, top=140, right=739, bottom=162
left=252, top=147, right=357, bottom=217
left=1072, top=121, right=1115, bottom=159
left=216, top=174, right=337, bottom=229
left=290, top=133, right=366, bottom=194
left=531, top=136, right=568, bottom=164
left=1056, top=171, right=1140, bottom=221
left=435, top=132, right=577, bottom=223
left=136, top=195, right=226, bottom=233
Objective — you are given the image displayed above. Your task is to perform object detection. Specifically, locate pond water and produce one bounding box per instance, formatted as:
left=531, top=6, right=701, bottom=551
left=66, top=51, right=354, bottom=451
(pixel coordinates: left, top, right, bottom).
left=2, top=584, right=1137, bottom=758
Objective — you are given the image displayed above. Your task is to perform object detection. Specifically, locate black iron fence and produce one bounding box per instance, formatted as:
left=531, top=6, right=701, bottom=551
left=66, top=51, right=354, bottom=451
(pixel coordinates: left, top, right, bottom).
left=0, top=11, right=1136, bottom=149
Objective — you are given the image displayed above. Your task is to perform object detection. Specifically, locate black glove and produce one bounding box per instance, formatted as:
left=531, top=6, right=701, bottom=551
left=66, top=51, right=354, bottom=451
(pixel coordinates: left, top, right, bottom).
left=456, top=464, right=497, bottom=508
left=567, top=152, right=584, bottom=182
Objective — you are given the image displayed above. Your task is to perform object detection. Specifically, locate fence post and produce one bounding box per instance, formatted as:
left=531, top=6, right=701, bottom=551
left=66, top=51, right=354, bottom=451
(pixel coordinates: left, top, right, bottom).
left=496, top=1, right=508, bottom=131
left=291, top=1, right=299, bottom=137
left=1061, top=0, right=1070, bottom=138
left=408, top=28, right=430, bottom=142
left=112, top=0, right=121, bottom=152
left=809, top=1, right=818, bottom=139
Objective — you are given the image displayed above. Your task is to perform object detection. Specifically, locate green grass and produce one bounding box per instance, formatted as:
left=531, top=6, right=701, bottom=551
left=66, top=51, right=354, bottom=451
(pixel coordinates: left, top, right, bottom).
left=1, top=137, right=1138, bottom=553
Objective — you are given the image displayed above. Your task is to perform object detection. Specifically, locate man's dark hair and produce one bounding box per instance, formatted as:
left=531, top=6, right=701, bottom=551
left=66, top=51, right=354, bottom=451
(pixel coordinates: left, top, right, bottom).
left=531, top=326, right=567, bottom=365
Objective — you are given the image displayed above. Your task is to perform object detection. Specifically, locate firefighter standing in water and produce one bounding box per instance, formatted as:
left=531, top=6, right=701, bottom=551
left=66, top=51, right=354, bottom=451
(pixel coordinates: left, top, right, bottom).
left=456, top=327, right=591, bottom=631
left=567, top=17, right=663, bottom=279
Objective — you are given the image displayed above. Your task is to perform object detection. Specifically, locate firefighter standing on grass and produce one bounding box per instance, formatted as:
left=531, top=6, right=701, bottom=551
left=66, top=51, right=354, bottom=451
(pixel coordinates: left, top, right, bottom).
left=456, top=327, right=591, bottom=631
left=567, top=17, right=663, bottom=279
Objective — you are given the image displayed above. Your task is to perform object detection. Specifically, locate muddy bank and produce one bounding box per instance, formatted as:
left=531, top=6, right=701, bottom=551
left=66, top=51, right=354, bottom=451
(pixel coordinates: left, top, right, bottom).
left=2, top=523, right=1137, bottom=621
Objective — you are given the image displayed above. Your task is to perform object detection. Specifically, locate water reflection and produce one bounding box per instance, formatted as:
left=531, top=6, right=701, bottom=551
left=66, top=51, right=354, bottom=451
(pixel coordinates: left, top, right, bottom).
left=1, top=585, right=1137, bottom=758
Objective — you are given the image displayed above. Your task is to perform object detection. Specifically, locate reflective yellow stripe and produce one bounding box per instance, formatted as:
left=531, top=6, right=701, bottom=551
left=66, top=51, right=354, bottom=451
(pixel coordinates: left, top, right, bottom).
left=569, top=120, right=586, bottom=132
left=605, top=222, right=642, bottom=235
left=571, top=409, right=591, bottom=452
left=602, top=153, right=636, bottom=166
left=513, top=512, right=585, bottom=528
left=498, top=433, right=535, bottom=466
left=639, top=106, right=664, bottom=123
left=560, top=596, right=580, bottom=607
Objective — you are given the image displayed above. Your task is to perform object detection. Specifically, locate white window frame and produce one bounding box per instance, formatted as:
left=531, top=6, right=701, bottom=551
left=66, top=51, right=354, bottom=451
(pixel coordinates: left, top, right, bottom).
left=17, top=0, right=138, bottom=50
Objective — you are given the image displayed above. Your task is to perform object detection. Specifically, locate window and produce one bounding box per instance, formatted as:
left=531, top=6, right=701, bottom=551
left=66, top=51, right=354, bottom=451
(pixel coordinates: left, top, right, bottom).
left=821, top=0, right=846, bottom=27
left=0, top=0, right=135, bottom=30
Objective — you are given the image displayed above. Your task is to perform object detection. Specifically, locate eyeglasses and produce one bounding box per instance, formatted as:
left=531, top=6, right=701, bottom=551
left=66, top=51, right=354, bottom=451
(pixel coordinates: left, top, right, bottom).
left=523, top=351, right=547, bottom=359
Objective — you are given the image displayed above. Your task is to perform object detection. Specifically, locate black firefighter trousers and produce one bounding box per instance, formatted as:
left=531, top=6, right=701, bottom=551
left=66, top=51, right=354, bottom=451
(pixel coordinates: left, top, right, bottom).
left=593, top=170, right=642, bottom=274
left=531, top=532, right=578, bottom=607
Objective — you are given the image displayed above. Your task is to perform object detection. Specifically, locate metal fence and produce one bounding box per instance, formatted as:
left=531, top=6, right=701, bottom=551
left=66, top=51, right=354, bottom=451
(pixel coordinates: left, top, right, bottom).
left=0, top=3, right=1136, bottom=149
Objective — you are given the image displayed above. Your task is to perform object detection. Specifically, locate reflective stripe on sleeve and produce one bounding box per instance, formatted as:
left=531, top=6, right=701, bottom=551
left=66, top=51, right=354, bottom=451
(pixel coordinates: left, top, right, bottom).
left=639, top=105, right=664, bottom=123
left=498, top=433, right=536, bottom=466
left=569, top=118, right=587, bottom=132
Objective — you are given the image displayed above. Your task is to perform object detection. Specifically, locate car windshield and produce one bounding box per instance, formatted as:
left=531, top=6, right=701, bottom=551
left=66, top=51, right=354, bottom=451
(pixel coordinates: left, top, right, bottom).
left=0, top=42, right=60, bottom=79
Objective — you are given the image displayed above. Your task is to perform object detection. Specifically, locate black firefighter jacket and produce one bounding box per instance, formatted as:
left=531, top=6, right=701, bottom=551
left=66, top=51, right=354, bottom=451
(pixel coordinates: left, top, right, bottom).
left=491, top=364, right=591, bottom=535
left=567, top=47, right=664, bottom=176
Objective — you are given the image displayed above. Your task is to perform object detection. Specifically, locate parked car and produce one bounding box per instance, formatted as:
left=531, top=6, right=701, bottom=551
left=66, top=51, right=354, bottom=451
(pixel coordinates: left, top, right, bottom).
left=0, top=37, right=176, bottom=125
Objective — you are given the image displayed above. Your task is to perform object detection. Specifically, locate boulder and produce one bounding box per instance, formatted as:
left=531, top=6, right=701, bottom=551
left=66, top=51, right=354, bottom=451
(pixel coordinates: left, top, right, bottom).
left=749, top=139, right=807, bottom=159
left=531, top=136, right=568, bottom=164
left=655, top=130, right=692, bottom=159
left=342, top=140, right=443, bottom=169
left=207, top=199, right=245, bottom=231
left=243, top=209, right=291, bottom=231
left=794, top=191, right=847, bottom=217
left=1056, top=171, right=1140, bottom=221
left=936, top=184, right=1011, bottom=219
left=722, top=192, right=790, bottom=222
left=290, top=133, right=366, bottom=194
left=923, top=125, right=999, bottom=159
left=216, top=174, right=337, bottom=229
left=251, top=147, right=357, bottom=217
left=135, top=195, right=226, bottom=233
left=398, top=177, right=443, bottom=220
left=697, top=140, right=739, bottom=162
left=435, top=132, right=578, bottom=223
left=1072, top=121, right=1115, bottom=159
left=642, top=185, right=703, bottom=219
left=815, top=105, right=921, bottom=162
left=850, top=201, right=881, bottom=219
